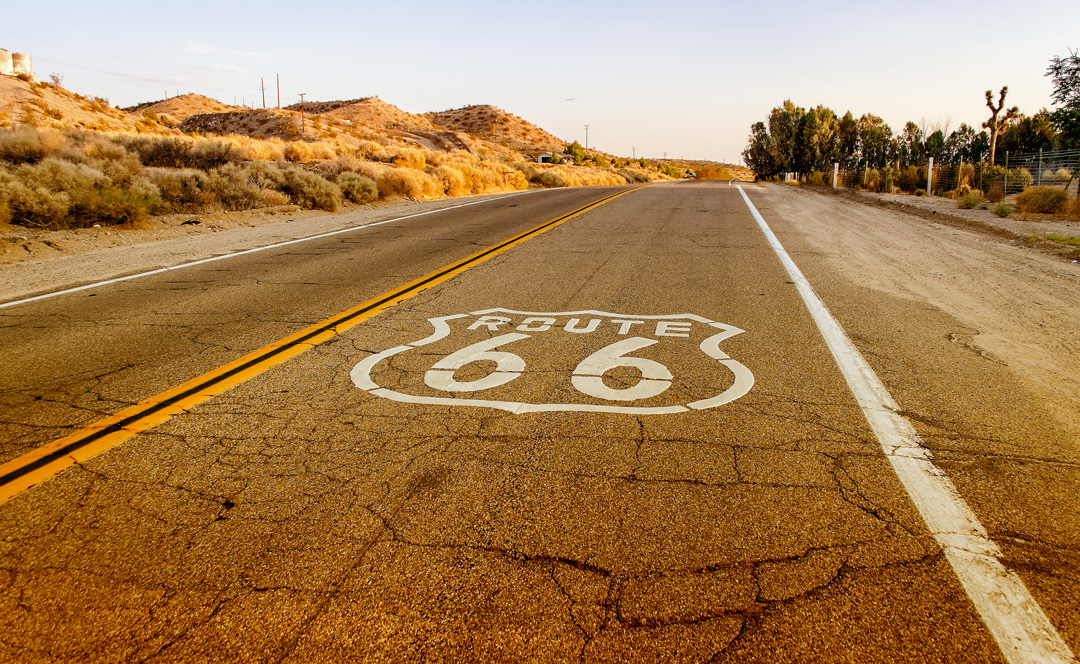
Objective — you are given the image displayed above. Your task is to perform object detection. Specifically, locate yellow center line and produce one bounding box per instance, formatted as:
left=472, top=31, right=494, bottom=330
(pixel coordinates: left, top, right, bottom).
left=0, top=187, right=641, bottom=504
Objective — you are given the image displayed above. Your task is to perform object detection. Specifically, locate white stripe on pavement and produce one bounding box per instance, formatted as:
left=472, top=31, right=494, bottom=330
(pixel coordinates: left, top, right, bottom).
left=0, top=192, right=530, bottom=310
left=737, top=185, right=1075, bottom=664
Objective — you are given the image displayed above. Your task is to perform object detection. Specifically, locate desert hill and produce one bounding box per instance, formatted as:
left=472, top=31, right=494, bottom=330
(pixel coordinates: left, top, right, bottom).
left=178, top=108, right=302, bottom=141
left=126, top=94, right=243, bottom=122
left=426, top=105, right=566, bottom=155
left=0, top=75, right=176, bottom=133
left=1, top=77, right=740, bottom=176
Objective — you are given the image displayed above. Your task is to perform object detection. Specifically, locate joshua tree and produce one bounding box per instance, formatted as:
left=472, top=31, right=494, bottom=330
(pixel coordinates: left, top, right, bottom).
left=983, top=86, right=1018, bottom=165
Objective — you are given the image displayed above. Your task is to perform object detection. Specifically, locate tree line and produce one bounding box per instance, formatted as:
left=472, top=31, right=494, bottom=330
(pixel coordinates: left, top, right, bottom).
left=743, top=50, right=1080, bottom=180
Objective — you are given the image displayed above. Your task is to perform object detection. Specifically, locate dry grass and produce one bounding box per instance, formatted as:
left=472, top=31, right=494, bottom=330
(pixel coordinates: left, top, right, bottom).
left=1014, top=186, right=1069, bottom=214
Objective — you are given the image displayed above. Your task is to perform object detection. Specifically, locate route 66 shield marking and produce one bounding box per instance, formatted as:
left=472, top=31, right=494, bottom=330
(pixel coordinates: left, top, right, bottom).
left=351, top=308, right=754, bottom=414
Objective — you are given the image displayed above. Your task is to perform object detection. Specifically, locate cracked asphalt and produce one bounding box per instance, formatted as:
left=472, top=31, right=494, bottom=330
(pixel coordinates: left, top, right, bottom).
left=0, top=182, right=1076, bottom=662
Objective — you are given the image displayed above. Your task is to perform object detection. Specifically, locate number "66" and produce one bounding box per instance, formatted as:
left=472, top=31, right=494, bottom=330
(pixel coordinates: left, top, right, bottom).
left=424, top=333, right=672, bottom=402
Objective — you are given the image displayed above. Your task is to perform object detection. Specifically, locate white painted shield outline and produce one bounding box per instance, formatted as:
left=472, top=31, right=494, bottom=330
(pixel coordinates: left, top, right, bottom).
left=351, top=308, right=754, bottom=414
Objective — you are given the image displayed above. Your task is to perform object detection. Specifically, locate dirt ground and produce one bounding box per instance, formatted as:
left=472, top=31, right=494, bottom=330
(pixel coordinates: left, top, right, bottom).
left=2, top=183, right=1078, bottom=442
left=761, top=184, right=1080, bottom=440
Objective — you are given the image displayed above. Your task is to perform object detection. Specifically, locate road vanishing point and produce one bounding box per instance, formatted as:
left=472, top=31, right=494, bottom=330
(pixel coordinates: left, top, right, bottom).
left=0, top=182, right=1076, bottom=662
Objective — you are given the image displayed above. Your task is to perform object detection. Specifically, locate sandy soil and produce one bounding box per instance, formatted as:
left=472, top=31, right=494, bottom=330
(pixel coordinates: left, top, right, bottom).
left=761, top=184, right=1080, bottom=436
left=0, top=194, right=520, bottom=303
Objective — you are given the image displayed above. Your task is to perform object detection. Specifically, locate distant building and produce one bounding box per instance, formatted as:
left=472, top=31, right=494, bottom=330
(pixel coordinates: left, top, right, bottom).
left=537, top=152, right=569, bottom=164
left=0, top=49, right=34, bottom=77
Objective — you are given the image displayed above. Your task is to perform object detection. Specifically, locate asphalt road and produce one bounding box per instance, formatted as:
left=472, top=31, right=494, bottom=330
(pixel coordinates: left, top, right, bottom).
left=0, top=182, right=1075, bottom=662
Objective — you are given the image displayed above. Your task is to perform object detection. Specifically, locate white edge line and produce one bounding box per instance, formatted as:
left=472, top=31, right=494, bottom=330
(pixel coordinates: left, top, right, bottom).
left=736, top=185, right=1075, bottom=664
left=0, top=192, right=532, bottom=310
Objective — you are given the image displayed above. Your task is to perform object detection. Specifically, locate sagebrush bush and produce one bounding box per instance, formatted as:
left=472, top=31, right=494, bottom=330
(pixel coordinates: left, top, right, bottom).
left=391, top=148, right=427, bottom=170
left=280, top=167, right=342, bottom=211
left=1, top=158, right=158, bottom=227
left=337, top=172, right=378, bottom=203
left=957, top=192, right=982, bottom=209
left=283, top=141, right=335, bottom=163
left=992, top=203, right=1012, bottom=218
left=432, top=165, right=469, bottom=196
left=203, top=163, right=272, bottom=211
left=0, top=126, right=66, bottom=164
left=121, top=136, right=238, bottom=170
left=1014, top=186, right=1069, bottom=214
left=147, top=168, right=215, bottom=213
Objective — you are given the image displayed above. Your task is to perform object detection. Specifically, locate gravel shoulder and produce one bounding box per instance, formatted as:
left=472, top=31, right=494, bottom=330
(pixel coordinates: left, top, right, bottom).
left=759, top=183, right=1080, bottom=439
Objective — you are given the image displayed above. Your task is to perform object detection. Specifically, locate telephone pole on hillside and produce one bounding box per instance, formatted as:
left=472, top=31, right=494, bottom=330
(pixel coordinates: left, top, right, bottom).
left=299, top=93, right=306, bottom=134
left=584, top=125, right=590, bottom=151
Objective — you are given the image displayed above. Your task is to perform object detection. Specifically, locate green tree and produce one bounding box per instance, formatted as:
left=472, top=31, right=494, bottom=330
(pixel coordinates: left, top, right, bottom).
left=857, top=114, right=892, bottom=168
left=898, top=122, right=925, bottom=165
left=742, top=121, right=776, bottom=179
left=925, top=130, right=945, bottom=162
left=766, top=100, right=804, bottom=174
left=564, top=140, right=586, bottom=165
left=837, top=111, right=859, bottom=168
left=997, top=110, right=1057, bottom=155
left=1046, top=49, right=1080, bottom=148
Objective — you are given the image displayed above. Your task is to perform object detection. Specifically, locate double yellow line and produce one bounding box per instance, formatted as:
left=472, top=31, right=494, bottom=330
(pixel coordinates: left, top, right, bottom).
left=0, top=187, right=640, bottom=503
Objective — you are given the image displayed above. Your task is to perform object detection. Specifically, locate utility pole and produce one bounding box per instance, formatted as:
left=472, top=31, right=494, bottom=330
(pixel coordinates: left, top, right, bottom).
left=632, top=147, right=636, bottom=159
left=276, top=73, right=280, bottom=108
left=584, top=125, right=589, bottom=151
left=261, top=78, right=266, bottom=109
left=298, top=93, right=306, bottom=134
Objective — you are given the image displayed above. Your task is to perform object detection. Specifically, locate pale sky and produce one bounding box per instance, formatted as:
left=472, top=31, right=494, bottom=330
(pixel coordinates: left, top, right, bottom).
left=2, top=0, right=1077, bottom=163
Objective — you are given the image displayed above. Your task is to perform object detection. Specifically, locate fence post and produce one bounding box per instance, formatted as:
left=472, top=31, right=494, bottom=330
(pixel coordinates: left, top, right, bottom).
left=1038, top=149, right=1042, bottom=186
left=927, top=157, right=933, bottom=194
left=1004, top=151, right=1009, bottom=194
left=833, top=163, right=839, bottom=189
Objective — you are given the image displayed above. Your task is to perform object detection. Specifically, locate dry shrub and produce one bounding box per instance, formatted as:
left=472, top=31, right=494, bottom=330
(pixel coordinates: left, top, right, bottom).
left=1014, top=186, right=1069, bottom=214
left=432, top=165, right=469, bottom=196
left=526, top=165, right=627, bottom=188
left=391, top=148, right=427, bottom=170
left=279, top=167, right=342, bottom=211
left=283, top=141, right=335, bottom=163
left=0, top=126, right=67, bottom=164
left=1, top=158, right=158, bottom=227
left=337, top=172, right=378, bottom=204
left=355, top=140, right=385, bottom=160
left=220, top=135, right=286, bottom=162
left=616, top=168, right=650, bottom=184
left=956, top=191, right=982, bottom=209
left=203, top=163, right=271, bottom=211
left=283, top=142, right=312, bottom=163
left=505, top=170, right=528, bottom=190
left=1068, top=195, right=1080, bottom=219
left=122, top=136, right=238, bottom=170
left=368, top=164, right=441, bottom=199
left=147, top=168, right=215, bottom=213
left=537, top=169, right=566, bottom=188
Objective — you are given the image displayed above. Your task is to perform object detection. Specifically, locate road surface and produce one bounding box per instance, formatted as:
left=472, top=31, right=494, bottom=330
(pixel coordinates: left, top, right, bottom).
left=0, top=182, right=1076, bottom=662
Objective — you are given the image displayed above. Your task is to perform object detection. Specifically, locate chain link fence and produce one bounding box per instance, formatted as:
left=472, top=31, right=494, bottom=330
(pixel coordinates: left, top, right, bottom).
left=821, top=148, right=1079, bottom=200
